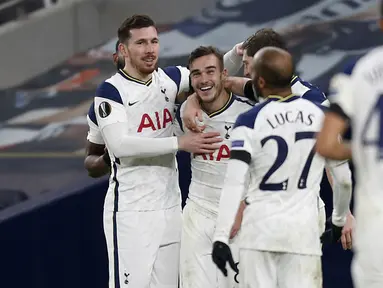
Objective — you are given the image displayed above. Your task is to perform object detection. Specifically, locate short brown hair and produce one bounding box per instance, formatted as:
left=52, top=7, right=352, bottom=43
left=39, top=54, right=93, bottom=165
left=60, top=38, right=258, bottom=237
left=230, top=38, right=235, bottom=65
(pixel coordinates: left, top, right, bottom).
left=242, top=28, right=287, bottom=57
left=118, top=14, right=156, bottom=43
left=188, top=46, right=224, bottom=70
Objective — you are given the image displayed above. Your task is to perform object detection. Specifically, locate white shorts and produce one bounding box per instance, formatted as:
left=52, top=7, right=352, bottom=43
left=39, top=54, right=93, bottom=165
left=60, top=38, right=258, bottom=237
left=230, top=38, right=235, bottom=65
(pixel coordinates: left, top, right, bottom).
left=240, top=249, right=322, bottom=288
left=104, top=206, right=182, bottom=288
left=180, top=200, right=239, bottom=288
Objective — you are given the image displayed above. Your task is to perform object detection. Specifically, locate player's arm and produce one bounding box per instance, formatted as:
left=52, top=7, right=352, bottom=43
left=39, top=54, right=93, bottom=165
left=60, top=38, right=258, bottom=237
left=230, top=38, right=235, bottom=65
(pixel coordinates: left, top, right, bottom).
left=212, top=116, right=254, bottom=276
left=84, top=105, right=110, bottom=178
left=214, top=117, right=254, bottom=245
left=223, top=42, right=244, bottom=76
left=325, top=159, right=354, bottom=248
left=95, top=82, right=221, bottom=158
left=316, top=74, right=353, bottom=160
left=84, top=141, right=110, bottom=178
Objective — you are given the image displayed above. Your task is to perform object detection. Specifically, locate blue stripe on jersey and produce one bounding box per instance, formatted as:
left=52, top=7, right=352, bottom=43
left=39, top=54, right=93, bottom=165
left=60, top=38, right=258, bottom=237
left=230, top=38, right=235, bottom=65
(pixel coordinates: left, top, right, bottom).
left=88, top=102, right=98, bottom=126
left=293, top=76, right=327, bottom=104
left=111, top=161, right=120, bottom=288
left=233, top=99, right=272, bottom=129
left=163, top=66, right=181, bottom=93
left=343, top=60, right=357, bottom=75
left=301, top=90, right=327, bottom=104
left=175, top=103, right=184, bottom=132
left=96, top=82, right=123, bottom=105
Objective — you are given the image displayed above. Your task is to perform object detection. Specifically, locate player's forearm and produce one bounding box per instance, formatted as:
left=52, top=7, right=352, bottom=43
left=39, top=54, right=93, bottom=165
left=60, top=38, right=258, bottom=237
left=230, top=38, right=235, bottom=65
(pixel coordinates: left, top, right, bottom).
left=214, top=159, right=248, bottom=244
left=102, top=122, right=178, bottom=158
left=327, top=161, right=352, bottom=226
left=224, top=46, right=243, bottom=76
left=316, top=113, right=352, bottom=160
left=225, top=77, right=249, bottom=96
left=84, top=155, right=110, bottom=178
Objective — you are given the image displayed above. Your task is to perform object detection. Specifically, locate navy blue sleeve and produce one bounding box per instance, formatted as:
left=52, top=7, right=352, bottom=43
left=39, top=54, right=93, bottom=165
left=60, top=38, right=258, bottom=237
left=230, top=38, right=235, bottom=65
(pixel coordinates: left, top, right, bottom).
left=302, top=89, right=327, bottom=104
left=175, top=104, right=184, bottom=132
left=343, top=60, right=357, bottom=75
left=233, top=101, right=269, bottom=129
left=88, top=102, right=98, bottom=126
left=163, top=66, right=182, bottom=93
left=95, top=82, right=123, bottom=105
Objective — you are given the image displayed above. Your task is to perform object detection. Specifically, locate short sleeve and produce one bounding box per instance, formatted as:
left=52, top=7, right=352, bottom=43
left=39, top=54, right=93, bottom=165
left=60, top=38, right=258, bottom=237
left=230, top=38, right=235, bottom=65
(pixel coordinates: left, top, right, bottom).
left=94, top=81, right=128, bottom=131
left=328, top=73, right=354, bottom=119
left=163, top=66, right=190, bottom=94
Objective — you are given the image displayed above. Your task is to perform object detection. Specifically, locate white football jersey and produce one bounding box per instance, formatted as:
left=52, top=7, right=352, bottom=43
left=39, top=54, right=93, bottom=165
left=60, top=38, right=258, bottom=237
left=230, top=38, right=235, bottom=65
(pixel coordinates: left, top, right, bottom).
left=175, top=94, right=253, bottom=215
left=330, top=47, right=383, bottom=246
left=230, top=95, right=326, bottom=256
left=94, top=66, right=189, bottom=211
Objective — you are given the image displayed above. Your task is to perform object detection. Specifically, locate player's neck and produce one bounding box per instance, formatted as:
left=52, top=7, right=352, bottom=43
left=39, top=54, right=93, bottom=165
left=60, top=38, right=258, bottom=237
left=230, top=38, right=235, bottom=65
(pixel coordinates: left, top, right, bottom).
left=201, top=89, right=230, bottom=115
left=121, top=64, right=152, bottom=82
left=265, top=88, right=293, bottom=99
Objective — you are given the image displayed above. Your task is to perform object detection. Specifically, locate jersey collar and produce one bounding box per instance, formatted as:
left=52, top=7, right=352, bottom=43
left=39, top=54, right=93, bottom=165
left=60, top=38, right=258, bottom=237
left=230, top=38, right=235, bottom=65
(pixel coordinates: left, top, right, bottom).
left=267, top=94, right=300, bottom=103
left=118, top=69, right=152, bottom=86
left=205, top=92, right=235, bottom=118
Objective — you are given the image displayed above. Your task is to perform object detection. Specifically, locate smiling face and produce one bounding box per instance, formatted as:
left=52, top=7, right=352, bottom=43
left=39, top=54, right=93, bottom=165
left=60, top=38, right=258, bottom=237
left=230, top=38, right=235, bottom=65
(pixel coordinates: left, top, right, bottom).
left=189, top=53, right=227, bottom=104
left=119, top=26, right=159, bottom=75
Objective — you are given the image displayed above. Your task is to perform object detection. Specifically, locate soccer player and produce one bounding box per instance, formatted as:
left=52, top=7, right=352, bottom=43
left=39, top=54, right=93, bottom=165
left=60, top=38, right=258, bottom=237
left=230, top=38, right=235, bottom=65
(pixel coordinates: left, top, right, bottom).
left=316, top=3, right=383, bottom=287
left=174, top=46, right=252, bottom=288
left=85, top=40, right=124, bottom=178
left=93, top=15, right=244, bottom=288
left=212, top=47, right=352, bottom=288
left=219, top=29, right=354, bottom=250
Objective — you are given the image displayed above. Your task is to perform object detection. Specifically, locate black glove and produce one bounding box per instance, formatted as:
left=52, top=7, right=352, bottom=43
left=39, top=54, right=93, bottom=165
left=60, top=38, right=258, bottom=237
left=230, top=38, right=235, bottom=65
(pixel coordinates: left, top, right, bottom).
left=320, top=223, right=343, bottom=245
left=212, top=241, right=239, bottom=277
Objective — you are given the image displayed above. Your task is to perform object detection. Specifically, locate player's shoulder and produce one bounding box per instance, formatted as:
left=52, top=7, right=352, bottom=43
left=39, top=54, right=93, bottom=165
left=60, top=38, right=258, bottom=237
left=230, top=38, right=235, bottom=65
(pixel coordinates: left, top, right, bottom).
left=291, top=75, right=327, bottom=105
left=232, top=94, right=254, bottom=109
left=233, top=98, right=270, bottom=129
left=95, top=74, right=125, bottom=105
left=157, top=66, right=190, bottom=92
left=352, top=46, right=383, bottom=76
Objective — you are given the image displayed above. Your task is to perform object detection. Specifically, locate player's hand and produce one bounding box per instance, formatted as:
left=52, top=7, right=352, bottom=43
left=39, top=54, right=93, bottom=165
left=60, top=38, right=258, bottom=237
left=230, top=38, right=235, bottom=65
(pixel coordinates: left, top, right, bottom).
left=320, top=224, right=343, bottom=245
left=212, top=241, right=239, bottom=277
left=178, top=132, right=222, bottom=154
left=234, top=42, right=244, bottom=56
left=183, top=93, right=205, bottom=132
left=341, top=213, right=355, bottom=250
left=230, top=201, right=245, bottom=239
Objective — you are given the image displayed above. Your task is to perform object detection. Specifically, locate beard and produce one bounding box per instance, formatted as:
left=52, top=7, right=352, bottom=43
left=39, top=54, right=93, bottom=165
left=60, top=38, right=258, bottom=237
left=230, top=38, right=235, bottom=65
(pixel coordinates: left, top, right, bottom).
left=130, top=56, right=158, bottom=75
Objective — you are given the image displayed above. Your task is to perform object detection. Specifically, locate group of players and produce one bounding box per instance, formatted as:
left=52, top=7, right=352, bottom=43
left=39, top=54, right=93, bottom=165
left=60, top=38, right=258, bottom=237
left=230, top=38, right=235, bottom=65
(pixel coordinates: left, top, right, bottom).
left=83, top=6, right=383, bottom=288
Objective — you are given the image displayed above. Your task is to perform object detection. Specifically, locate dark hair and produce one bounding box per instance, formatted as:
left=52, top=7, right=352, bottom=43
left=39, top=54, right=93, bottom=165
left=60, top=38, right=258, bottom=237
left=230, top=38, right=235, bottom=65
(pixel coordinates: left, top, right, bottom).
left=115, top=40, right=119, bottom=52
left=188, top=46, right=224, bottom=70
left=381, top=0, right=383, bottom=18
left=118, top=14, right=156, bottom=43
left=242, top=28, right=287, bottom=57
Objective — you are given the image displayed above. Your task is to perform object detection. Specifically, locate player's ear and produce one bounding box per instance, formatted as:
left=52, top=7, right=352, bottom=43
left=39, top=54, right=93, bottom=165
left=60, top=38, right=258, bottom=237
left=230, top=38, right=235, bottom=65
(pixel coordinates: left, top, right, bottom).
left=258, top=77, right=266, bottom=89
left=119, top=42, right=128, bottom=58
left=112, top=53, right=118, bottom=64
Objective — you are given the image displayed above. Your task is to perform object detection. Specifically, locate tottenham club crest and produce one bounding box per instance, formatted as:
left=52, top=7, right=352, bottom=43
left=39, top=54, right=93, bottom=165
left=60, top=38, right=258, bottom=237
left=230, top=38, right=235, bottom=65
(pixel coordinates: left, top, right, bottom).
left=98, top=101, right=111, bottom=118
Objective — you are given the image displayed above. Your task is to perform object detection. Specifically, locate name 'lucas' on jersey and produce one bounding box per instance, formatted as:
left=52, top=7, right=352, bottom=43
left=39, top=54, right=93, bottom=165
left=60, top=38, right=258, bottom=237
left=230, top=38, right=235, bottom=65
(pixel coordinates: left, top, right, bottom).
left=94, top=66, right=189, bottom=137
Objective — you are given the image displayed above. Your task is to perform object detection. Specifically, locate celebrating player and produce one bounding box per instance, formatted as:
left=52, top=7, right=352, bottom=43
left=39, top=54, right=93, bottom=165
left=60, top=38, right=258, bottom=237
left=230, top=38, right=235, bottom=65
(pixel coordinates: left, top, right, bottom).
left=218, top=28, right=354, bottom=251
left=316, top=3, right=383, bottom=287
left=212, top=47, right=352, bottom=288
left=174, top=46, right=252, bottom=288
left=93, top=14, right=246, bottom=288
left=85, top=40, right=124, bottom=178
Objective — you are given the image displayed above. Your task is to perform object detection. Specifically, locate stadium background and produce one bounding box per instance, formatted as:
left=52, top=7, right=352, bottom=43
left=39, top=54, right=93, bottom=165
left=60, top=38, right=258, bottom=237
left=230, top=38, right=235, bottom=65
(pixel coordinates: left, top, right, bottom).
left=0, top=0, right=379, bottom=287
